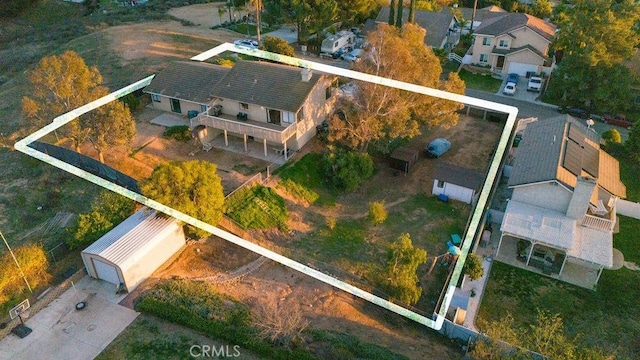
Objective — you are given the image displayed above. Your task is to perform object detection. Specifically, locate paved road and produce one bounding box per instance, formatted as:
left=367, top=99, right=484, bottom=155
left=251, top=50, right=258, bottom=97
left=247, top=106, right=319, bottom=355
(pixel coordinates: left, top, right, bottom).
left=465, top=89, right=560, bottom=119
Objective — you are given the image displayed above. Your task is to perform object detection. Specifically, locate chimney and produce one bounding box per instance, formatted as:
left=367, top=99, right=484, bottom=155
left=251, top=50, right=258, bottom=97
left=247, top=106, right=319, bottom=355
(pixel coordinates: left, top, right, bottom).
left=566, top=176, right=597, bottom=221
left=301, top=68, right=312, bottom=82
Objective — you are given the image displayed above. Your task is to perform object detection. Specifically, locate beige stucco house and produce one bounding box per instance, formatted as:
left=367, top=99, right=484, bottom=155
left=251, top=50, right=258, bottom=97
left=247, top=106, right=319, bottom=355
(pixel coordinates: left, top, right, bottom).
left=469, top=12, right=556, bottom=77
left=496, top=116, right=626, bottom=289
left=144, top=60, right=336, bottom=160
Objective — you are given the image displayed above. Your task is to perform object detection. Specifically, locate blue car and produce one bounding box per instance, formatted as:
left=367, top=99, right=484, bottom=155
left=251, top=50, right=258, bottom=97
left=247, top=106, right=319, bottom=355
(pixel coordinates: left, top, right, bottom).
left=425, top=138, right=451, bottom=158
left=506, top=73, right=519, bottom=84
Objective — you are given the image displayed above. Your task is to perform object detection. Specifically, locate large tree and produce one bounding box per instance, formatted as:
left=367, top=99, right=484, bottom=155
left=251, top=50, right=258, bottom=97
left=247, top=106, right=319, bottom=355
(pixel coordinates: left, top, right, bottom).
left=260, top=35, right=295, bottom=57
left=140, top=161, right=225, bottom=239
left=263, top=0, right=337, bottom=42
left=337, top=0, right=377, bottom=24
left=22, top=51, right=136, bottom=159
left=554, top=0, right=640, bottom=67
left=329, top=23, right=465, bottom=152
left=384, top=233, right=427, bottom=305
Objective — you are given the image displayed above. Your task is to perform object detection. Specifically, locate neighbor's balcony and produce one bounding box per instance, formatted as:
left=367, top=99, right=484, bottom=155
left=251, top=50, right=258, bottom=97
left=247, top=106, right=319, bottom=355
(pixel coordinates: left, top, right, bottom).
left=192, top=109, right=297, bottom=144
left=582, top=214, right=616, bottom=232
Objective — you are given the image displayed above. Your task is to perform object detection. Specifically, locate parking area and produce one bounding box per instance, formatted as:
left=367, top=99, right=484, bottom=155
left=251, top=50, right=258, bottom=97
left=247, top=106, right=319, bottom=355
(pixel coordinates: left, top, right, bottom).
left=0, top=277, right=138, bottom=360
left=497, top=77, right=540, bottom=102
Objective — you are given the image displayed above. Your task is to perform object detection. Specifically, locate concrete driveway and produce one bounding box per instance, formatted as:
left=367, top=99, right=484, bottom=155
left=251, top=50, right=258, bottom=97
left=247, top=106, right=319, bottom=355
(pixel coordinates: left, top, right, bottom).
left=0, top=276, right=138, bottom=360
left=496, top=77, right=540, bottom=102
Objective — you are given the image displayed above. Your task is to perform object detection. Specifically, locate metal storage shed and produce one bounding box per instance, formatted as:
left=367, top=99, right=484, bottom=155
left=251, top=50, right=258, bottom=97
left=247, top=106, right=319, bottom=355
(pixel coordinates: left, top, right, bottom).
left=390, top=146, right=420, bottom=174
left=81, top=207, right=185, bottom=292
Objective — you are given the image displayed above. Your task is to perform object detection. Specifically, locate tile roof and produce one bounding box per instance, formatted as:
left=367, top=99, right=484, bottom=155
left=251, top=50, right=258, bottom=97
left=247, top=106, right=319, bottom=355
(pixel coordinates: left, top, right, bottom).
left=433, top=162, right=485, bottom=191
left=475, top=12, right=555, bottom=42
left=210, top=60, right=324, bottom=113
left=375, top=7, right=456, bottom=47
left=144, top=61, right=230, bottom=104
left=508, top=116, right=626, bottom=198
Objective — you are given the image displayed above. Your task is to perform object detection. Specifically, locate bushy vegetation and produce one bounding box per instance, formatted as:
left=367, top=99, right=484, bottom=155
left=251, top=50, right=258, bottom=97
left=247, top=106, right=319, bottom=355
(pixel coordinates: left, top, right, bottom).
left=309, top=330, right=409, bottom=360
left=384, top=233, right=427, bottom=305
left=368, top=201, right=388, bottom=225
left=162, top=125, right=191, bottom=142
left=0, top=244, right=51, bottom=307
left=67, top=190, right=136, bottom=249
left=463, top=253, right=484, bottom=281
left=260, top=36, right=295, bottom=57
left=324, top=148, right=374, bottom=192
left=276, top=153, right=327, bottom=204
left=602, top=129, right=622, bottom=144
left=225, top=185, right=287, bottom=230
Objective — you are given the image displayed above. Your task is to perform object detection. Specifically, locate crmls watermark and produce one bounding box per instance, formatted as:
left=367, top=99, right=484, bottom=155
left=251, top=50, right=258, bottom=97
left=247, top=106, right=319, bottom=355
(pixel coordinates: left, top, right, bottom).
left=190, top=345, right=241, bottom=358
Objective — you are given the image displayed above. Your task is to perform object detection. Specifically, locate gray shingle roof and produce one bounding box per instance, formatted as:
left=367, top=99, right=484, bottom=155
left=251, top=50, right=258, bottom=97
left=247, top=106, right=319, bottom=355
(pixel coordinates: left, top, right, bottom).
left=144, top=61, right=230, bottom=104
left=433, top=162, right=485, bottom=191
left=491, top=44, right=548, bottom=60
left=375, top=7, right=455, bottom=47
left=508, top=116, right=626, bottom=198
left=475, top=12, right=555, bottom=42
left=210, top=60, right=323, bottom=113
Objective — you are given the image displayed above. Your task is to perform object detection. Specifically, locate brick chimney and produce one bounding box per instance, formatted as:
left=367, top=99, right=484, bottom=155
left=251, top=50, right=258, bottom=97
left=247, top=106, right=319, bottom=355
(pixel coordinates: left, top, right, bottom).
left=566, top=176, right=597, bottom=221
left=301, top=68, right=312, bottom=82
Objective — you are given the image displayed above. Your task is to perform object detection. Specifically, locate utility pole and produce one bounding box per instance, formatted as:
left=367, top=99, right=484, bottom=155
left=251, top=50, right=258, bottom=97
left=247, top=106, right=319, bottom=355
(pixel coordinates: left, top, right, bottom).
left=256, top=0, right=261, bottom=45
left=0, top=229, right=32, bottom=293
left=471, top=0, right=479, bottom=33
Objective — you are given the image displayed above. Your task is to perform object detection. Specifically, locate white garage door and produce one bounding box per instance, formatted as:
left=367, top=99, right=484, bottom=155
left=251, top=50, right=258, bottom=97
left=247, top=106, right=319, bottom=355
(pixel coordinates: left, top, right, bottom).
left=92, top=258, right=121, bottom=285
left=507, top=62, right=538, bottom=76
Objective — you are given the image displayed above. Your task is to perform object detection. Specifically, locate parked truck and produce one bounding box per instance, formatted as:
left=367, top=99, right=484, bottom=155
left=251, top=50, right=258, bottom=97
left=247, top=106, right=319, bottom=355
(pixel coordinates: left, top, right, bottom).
left=321, top=31, right=356, bottom=55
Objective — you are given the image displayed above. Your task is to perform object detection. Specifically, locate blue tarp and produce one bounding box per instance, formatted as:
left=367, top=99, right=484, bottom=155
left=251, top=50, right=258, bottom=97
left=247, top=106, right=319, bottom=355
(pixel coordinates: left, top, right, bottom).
left=425, top=138, right=451, bottom=158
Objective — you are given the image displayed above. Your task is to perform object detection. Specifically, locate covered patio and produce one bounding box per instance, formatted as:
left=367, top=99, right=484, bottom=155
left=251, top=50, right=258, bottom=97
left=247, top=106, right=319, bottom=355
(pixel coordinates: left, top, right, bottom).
left=495, top=200, right=612, bottom=289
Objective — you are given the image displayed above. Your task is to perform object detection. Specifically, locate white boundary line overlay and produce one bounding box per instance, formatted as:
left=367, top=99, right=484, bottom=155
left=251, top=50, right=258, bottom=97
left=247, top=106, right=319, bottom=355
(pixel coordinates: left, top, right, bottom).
left=15, top=43, right=517, bottom=330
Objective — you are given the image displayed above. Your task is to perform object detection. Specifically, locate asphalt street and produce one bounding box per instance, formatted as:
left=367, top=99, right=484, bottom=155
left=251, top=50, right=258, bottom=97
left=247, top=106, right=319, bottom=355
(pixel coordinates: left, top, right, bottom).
left=465, top=89, right=560, bottom=119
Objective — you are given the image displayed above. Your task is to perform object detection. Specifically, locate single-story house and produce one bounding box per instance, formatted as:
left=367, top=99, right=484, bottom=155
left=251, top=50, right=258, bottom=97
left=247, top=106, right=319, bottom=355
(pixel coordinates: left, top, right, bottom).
left=145, top=60, right=337, bottom=160
left=432, top=162, right=485, bottom=205
left=390, top=146, right=420, bottom=174
left=81, top=207, right=185, bottom=292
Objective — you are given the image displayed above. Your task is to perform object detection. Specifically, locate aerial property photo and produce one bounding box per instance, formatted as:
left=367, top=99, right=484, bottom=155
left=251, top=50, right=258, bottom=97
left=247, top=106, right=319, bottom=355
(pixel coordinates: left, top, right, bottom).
left=1, top=1, right=640, bottom=360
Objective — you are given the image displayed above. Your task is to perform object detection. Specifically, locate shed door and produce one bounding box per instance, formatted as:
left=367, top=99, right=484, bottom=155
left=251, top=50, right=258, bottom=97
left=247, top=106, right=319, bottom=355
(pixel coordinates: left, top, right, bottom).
left=92, top=258, right=121, bottom=286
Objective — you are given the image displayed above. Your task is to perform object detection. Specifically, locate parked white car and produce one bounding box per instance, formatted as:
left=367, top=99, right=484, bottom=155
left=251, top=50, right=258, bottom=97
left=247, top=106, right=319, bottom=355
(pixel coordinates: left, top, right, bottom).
left=503, top=82, right=517, bottom=95
left=527, top=76, right=543, bottom=92
left=233, top=39, right=258, bottom=50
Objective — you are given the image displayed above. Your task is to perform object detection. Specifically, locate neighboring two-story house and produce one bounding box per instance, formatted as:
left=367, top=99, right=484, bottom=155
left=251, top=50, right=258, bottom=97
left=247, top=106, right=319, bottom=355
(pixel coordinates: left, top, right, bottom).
left=469, top=12, right=556, bottom=77
left=496, top=116, right=626, bottom=289
left=144, top=60, right=336, bottom=160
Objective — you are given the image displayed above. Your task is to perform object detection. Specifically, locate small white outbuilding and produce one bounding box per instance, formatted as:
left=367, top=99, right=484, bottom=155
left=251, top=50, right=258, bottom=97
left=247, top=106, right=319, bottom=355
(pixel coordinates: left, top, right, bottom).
left=81, top=207, right=185, bottom=292
left=432, top=162, right=485, bottom=205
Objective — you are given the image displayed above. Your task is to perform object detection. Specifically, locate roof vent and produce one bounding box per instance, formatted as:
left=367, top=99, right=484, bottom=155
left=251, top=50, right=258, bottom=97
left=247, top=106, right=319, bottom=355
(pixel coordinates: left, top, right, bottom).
left=301, top=68, right=312, bottom=82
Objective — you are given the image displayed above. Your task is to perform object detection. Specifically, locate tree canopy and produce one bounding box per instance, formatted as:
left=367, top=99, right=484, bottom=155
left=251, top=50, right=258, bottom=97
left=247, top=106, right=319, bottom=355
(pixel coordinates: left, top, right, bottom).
left=384, top=233, right=427, bottom=305
left=263, top=0, right=337, bottom=42
left=554, top=0, right=640, bottom=67
left=22, top=51, right=137, bottom=160
left=140, top=160, right=225, bottom=239
left=463, top=253, right=484, bottom=281
left=260, top=35, right=295, bottom=57
left=0, top=244, right=51, bottom=304
left=329, top=23, right=465, bottom=151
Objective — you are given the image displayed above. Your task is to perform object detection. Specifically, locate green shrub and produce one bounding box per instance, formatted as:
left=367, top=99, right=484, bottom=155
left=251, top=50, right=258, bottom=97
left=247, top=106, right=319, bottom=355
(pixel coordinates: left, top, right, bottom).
left=368, top=201, right=387, bottom=225
left=120, top=94, right=140, bottom=112
left=602, top=129, right=622, bottom=144
left=325, top=149, right=374, bottom=192
left=162, top=125, right=191, bottom=142
left=464, top=253, right=484, bottom=281
left=67, top=190, right=135, bottom=249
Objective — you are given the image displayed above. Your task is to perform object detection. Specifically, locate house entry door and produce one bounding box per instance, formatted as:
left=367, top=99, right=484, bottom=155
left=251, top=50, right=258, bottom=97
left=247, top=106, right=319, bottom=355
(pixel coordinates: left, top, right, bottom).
left=170, top=98, right=181, bottom=113
left=268, top=109, right=281, bottom=125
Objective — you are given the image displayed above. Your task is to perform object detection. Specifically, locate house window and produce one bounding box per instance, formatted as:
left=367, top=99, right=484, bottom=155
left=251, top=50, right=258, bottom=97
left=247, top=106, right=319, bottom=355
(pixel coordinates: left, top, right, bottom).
left=170, top=98, right=181, bottom=114
left=267, top=109, right=281, bottom=125
left=437, top=180, right=445, bottom=188
left=482, top=37, right=491, bottom=46
left=297, top=109, right=304, bottom=122
left=479, top=54, right=488, bottom=63
left=151, top=94, right=160, bottom=102
left=240, top=102, right=249, bottom=110
left=200, top=104, right=207, bottom=113
left=283, top=111, right=295, bottom=124
left=499, top=39, right=508, bottom=48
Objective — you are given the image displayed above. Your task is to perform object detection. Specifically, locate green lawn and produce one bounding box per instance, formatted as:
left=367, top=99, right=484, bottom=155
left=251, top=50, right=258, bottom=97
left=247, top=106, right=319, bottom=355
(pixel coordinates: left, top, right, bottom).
left=275, top=153, right=337, bottom=205
left=225, top=185, right=288, bottom=230
left=458, top=69, right=502, bottom=93
left=228, top=24, right=276, bottom=36
left=478, top=159, right=640, bottom=358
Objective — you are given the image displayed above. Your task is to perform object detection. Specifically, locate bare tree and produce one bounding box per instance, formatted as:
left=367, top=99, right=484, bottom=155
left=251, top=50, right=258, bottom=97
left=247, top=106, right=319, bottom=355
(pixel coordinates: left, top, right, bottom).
left=254, top=300, right=309, bottom=347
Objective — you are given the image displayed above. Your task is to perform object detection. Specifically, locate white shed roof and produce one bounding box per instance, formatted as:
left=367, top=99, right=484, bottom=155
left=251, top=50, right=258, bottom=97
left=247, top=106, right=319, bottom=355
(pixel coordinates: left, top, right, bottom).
left=82, top=207, right=181, bottom=266
left=568, top=227, right=612, bottom=267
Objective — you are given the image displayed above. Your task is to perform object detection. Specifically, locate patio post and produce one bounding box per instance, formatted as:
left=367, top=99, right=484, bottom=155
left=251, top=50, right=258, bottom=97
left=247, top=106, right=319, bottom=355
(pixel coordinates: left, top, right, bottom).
left=595, top=265, right=604, bottom=285
left=283, top=142, right=288, bottom=161
left=496, top=232, right=504, bottom=257
left=263, top=139, right=267, bottom=157
left=224, top=130, right=228, bottom=146
left=525, top=242, right=535, bottom=266
left=243, top=134, right=248, bottom=152
left=559, top=253, right=568, bottom=278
